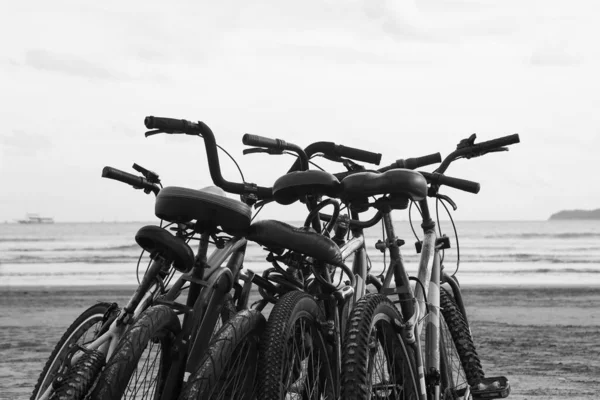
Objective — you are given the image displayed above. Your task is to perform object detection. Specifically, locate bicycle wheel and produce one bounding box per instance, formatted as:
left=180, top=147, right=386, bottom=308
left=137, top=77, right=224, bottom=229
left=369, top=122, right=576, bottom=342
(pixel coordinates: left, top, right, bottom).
left=258, top=290, right=335, bottom=400
left=439, top=287, right=484, bottom=399
left=179, top=309, right=266, bottom=400
left=90, top=305, right=181, bottom=400
left=341, top=293, right=418, bottom=400
left=31, top=302, right=112, bottom=400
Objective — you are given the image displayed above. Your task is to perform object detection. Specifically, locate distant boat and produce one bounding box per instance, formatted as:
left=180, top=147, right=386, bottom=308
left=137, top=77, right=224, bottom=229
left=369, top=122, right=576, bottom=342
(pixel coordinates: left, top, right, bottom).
left=17, top=213, right=55, bottom=224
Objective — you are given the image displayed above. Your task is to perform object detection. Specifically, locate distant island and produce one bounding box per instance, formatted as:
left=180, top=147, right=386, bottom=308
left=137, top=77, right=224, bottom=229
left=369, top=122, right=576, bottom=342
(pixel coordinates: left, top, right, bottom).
left=549, top=209, right=600, bottom=220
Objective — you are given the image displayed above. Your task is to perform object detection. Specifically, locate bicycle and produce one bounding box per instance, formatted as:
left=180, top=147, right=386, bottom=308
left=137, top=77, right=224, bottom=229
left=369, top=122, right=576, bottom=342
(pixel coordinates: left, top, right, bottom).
left=338, top=133, right=520, bottom=400
left=31, top=118, right=280, bottom=400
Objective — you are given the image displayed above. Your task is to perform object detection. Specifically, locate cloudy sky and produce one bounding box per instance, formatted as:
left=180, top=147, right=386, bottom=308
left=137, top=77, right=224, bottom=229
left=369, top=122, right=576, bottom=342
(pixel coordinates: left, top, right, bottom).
left=1, top=0, right=599, bottom=222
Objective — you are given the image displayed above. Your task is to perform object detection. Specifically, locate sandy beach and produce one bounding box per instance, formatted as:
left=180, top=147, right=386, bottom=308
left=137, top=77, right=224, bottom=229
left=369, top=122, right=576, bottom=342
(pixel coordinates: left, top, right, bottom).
left=1, top=285, right=599, bottom=399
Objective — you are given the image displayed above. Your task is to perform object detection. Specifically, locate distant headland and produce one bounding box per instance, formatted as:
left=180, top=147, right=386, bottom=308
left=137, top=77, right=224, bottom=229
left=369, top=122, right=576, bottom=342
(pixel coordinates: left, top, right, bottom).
left=549, top=208, right=600, bottom=220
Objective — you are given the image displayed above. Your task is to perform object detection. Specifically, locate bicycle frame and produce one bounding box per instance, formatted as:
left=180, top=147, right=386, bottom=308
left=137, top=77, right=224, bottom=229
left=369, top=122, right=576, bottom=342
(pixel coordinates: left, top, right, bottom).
left=375, top=198, right=465, bottom=400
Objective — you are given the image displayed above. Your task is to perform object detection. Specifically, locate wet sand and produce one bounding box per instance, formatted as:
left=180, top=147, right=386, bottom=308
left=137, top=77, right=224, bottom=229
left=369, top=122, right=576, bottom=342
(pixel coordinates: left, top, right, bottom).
left=1, top=285, right=599, bottom=399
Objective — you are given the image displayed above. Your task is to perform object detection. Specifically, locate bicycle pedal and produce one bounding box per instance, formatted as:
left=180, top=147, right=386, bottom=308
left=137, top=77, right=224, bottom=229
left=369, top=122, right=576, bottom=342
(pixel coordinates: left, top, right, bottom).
left=471, top=376, right=510, bottom=399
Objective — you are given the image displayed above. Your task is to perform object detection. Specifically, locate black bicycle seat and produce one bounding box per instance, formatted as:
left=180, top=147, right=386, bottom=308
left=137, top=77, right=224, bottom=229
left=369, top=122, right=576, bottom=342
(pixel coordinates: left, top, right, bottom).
left=247, top=220, right=342, bottom=265
left=155, top=186, right=252, bottom=235
left=273, top=170, right=341, bottom=205
left=341, top=169, right=427, bottom=205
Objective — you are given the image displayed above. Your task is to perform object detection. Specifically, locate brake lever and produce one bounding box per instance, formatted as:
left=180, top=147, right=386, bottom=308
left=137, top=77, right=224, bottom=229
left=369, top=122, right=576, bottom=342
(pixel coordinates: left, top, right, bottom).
left=132, top=163, right=161, bottom=184
left=487, top=147, right=509, bottom=153
left=254, top=198, right=276, bottom=208
left=145, top=129, right=163, bottom=137
left=468, top=147, right=509, bottom=159
left=145, top=129, right=187, bottom=137
left=243, top=147, right=284, bottom=155
left=435, top=194, right=457, bottom=211
left=321, top=153, right=343, bottom=163
left=342, top=158, right=365, bottom=172
left=457, top=133, right=477, bottom=150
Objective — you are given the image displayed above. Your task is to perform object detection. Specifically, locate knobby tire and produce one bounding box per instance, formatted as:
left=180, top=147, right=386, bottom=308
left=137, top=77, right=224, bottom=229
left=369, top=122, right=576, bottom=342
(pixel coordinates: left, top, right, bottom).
left=258, top=290, right=336, bottom=400
left=90, top=305, right=181, bottom=400
left=341, top=293, right=419, bottom=400
left=439, top=287, right=484, bottom=399
left=31, top=302, right=112, bottom=400
left=179, top=309, right=266, bottom=400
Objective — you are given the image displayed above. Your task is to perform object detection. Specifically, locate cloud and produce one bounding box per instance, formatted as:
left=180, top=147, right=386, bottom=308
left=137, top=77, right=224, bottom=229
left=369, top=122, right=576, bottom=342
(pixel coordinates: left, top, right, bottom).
left=530, top=50, right=582, bottom=67
left=1, top=130, right=53, bottom=151
left=24, top=49, right=120, bottom=80
left=363, top=0, right=435, bottom=41
left=529, top=35, right=584, bottom=67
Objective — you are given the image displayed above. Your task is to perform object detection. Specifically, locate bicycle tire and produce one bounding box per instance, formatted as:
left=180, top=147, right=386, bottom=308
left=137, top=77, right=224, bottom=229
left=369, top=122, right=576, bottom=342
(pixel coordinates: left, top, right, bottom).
left=341, top=293, right=419, bottom=400
left=90, top=305, right=181, bottom=400
left=439, top=287, right=484, bottom=399
left=31, top=302, right=112, bottom=400
left=179, top=309, right=266, bottom=400
left=258, top=290, right=336, bottom=400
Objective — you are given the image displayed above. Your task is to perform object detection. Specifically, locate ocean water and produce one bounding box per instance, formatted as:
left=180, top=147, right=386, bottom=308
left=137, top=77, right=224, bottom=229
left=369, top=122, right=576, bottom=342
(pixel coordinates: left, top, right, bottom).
left=1, top=220, right=599, bottom=287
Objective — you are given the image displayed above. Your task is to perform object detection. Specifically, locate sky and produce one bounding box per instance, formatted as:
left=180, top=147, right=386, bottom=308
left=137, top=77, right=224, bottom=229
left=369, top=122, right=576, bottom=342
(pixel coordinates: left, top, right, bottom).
left=1, top=0, right=599, bottom=223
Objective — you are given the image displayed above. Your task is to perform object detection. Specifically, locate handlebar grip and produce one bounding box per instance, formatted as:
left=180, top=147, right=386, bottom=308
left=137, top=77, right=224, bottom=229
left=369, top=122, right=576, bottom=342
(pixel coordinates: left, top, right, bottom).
left=102, top=167, right=159, bottom=195
left=476, top=134, right=520, bottom=152
left=336, top=145, right=382, bottom=165
left=102, top=167, right=146, bottom=187
left=144, top=116, right=204, bottom=134
left=421, top=172, right=480, bottom=194
left=144, top=116, right=186, bottom=131
left=379, top=152, right=442, bottom=172
left=242, top=134, right=288, bottom=150
left=402, top=152, right=442, bottom=170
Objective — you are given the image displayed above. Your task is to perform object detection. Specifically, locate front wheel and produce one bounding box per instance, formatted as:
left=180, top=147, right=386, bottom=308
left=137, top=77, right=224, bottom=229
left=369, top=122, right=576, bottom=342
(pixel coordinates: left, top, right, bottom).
left=31, top=302, right=113, bottom=400
left=90, top=305, right=181, bottom=400
left=180, top=309, right=266, bottom=400
left=258, top=290, right=336, bottom=400
left=341, top=293, right=419, bottom=400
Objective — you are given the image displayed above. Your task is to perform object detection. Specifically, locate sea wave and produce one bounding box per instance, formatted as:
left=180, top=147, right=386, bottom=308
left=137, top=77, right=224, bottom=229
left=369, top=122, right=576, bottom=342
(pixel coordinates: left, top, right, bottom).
left=0, top=238, right=57, bottom=242
left=365, top=253, right=600, bottom=264
left=456, top=268, right=600, bottom=274
left=0, top=255, right=141, bottom=264
left=3, top=244, right=141, bottom=252
left=3, top=249, right=600, bottom=266
left=483, top=232, right=600, bottom=239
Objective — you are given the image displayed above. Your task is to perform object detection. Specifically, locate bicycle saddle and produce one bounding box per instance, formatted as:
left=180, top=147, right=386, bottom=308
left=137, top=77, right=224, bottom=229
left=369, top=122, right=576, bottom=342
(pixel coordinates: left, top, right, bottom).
left=273, top=170, right=341, bottom=205
left=247, top=220, right=342, bottom=265
left=135, top=225, right=195, bottom=272
left=155, top=186, right=252, bottom=235
left=341, top=169, right=428, bottom=206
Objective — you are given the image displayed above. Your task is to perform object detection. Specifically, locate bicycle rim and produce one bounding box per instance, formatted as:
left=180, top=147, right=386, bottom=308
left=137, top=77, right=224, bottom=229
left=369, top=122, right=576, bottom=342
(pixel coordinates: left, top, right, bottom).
left=439, top=316, right=469, bottom=399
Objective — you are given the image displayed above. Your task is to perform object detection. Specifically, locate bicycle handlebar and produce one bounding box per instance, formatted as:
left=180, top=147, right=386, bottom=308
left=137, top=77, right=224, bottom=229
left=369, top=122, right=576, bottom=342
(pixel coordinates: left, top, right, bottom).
left=379, top=152, right=442, bottom=172
left=244, top=136, right=382, bottom=171
left=436, top=133, right=520, bottom=174
left=335, top=144, right=382, bottom=165
left=473, top=133, right=520, bottom=153
left=242, top=134, right=309, bottom=170
left=144, top=116, right=273, bottom=200
left=420, top=172, right=480, bottom=194
left=102, top=166, right=160, bottom=195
